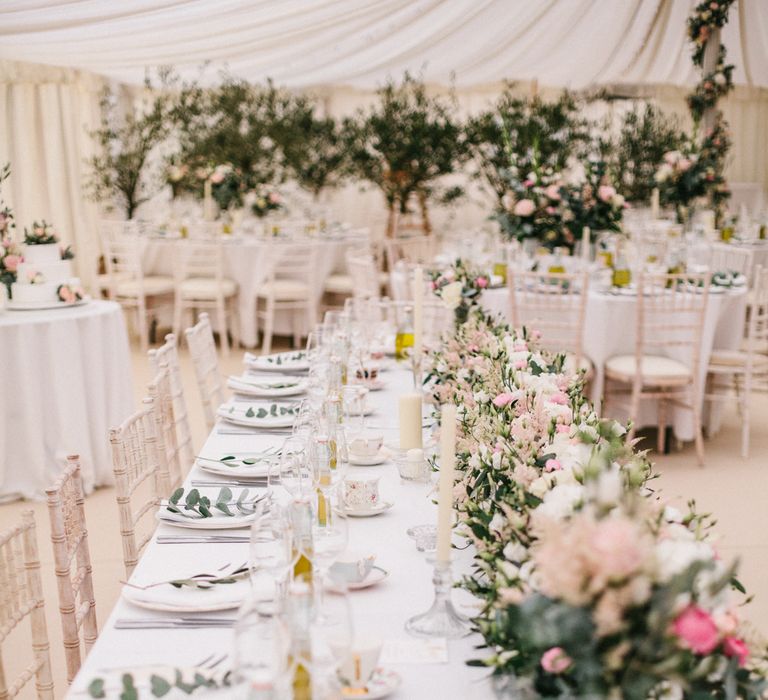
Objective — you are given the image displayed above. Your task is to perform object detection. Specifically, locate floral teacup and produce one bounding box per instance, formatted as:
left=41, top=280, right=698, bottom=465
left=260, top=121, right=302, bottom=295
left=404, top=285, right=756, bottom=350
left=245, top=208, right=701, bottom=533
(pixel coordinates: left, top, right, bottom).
left=342, top=477, right=380, bottom=510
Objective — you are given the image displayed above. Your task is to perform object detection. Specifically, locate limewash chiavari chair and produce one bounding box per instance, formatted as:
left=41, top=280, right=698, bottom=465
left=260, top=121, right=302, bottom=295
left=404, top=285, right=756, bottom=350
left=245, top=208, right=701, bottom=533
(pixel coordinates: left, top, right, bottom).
left=185, top=313, right=226, bottom=432
left=0, top=511, right=54, bottom=700
left=603, top=272, right=710, bottom=464
left=706, top=266, right=768, bottom=457
left=255, top=242, right=321, bottom=354
left=346, top=250, right=382, bottom=301
left=45, top=455, right=98, bottom=685
left=110, top=399, right=164, bottom=578
left=508, top=269, right=592, bottom=377
left=147, top=366, right=184, bottom=493
left=172, top=230, right=239, bottom=357
left=148, top=334, right=194, bottom=473
left=708, top=242, right=754, bottom=281
left=99, top=220, right=175, bottom=352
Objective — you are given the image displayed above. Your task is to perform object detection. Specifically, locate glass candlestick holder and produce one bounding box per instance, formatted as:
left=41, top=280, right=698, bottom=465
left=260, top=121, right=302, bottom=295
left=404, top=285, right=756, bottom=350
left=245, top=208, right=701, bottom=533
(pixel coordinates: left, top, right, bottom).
left=410, top=353, right=423, bottom=391
left=405, top=559, right=470, bottom=638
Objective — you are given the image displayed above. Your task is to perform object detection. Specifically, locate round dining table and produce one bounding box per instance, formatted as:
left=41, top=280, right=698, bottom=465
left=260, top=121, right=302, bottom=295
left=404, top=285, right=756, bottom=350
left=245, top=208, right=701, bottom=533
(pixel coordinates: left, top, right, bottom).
left=482, top=284, right=747, bottom=441
left=0, top=300, right=134, bottom=500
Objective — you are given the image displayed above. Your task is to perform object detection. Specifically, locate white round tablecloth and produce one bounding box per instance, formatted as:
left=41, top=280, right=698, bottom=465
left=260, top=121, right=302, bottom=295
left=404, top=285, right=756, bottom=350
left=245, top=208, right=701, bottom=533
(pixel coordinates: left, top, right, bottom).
left=142, top=234, right=365, bottom=347
left=482, top=286, right=747, bottom=441
left=0, top=300, right=134, bottom=501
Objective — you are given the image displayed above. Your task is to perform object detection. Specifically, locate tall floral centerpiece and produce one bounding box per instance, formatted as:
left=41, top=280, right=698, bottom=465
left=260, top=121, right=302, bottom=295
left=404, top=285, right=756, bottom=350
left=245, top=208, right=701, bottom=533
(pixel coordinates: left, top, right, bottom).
left=564, top=159, right=626, bottom=236
left=429, top=259, right=489, bottom=326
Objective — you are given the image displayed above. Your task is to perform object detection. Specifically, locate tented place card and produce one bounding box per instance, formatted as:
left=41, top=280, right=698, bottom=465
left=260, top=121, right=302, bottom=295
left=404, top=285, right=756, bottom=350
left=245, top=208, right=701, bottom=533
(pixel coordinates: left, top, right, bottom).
left=379, top=638, right=448, bottom=665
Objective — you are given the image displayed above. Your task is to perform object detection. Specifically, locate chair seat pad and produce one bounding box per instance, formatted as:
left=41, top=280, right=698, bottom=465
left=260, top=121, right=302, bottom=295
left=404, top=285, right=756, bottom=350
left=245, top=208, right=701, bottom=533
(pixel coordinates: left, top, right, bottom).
left=324, top=273, right=353, bottom=295
left=116, top=276, right=175, bottom=297
left=258, top=279, right=311, bottom=300
left=709, top=349, right=768, bottom=368
left=179, top=277, right=237, bottom=299
left=605, top=354, right=692, bottom=384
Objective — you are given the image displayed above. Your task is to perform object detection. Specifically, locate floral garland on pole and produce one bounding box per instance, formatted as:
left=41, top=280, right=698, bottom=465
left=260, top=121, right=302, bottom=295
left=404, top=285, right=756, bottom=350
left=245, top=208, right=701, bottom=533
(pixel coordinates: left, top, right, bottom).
left=426, top=311, right=768, bottom=697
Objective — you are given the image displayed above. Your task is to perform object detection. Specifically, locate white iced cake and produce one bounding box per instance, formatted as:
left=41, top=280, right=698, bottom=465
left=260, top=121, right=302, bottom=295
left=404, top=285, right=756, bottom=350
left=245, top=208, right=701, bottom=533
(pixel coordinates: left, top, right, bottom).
left=11, top=243, right=80, bottom=304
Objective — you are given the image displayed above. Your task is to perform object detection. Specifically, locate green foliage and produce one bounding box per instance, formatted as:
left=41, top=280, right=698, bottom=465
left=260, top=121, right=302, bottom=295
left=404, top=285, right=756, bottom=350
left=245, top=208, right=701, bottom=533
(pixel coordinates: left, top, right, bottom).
left=466, top=87, right=591, bottom=204
left=610, top=104, right=686, bottom=204
left=86, top=85, right=172, bottom=219
left=343, top=74, right=468, bottom=230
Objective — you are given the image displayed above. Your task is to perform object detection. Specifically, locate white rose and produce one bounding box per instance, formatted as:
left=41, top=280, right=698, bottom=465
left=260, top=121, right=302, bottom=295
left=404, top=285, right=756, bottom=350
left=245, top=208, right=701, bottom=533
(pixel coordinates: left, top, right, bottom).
left=441, top=281, right=463, bottom=310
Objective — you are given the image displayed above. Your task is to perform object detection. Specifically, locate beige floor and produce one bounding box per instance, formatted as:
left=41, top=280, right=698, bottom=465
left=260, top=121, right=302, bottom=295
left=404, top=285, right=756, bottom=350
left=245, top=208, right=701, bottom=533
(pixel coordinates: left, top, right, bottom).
left=1, top=335, right=767, bottom=699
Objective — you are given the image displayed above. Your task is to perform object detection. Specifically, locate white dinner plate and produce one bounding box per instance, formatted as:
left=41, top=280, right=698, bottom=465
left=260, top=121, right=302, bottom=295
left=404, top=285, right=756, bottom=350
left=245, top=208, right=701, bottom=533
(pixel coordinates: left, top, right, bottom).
left=348, top=449, right=389, bottom=466
left=227, top=374, right=308, bottom=398
left=337, top=501, right=394, bottom=518
left=216, top=402, right=297, bottom=429
left=195, top=455, right=273, bottom=478
left=6, top=297, right=90, bottom=311
left=245, top=351, right=310, bottom=373
left=156, top=507, right=260, bottom=530
left=122, top=576, right=249, bottom=613
left=342, top=668, right=402, bottom=699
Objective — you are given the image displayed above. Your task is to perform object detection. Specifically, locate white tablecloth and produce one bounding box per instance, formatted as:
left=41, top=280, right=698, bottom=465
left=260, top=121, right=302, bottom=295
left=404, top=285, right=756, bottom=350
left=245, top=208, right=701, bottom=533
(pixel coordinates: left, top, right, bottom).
left=68, top=364, right=496, bottom=698
left=142, top=235, right=364, bottom=347
left=482, top=286, right=747, bottom=441
left=0, top=300, right=134, bottom=500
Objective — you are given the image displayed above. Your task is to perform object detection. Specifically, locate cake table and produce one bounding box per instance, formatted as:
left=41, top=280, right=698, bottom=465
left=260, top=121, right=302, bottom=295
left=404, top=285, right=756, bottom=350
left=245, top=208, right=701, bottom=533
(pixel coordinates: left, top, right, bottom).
left=0, top=300, right=134, bottom=500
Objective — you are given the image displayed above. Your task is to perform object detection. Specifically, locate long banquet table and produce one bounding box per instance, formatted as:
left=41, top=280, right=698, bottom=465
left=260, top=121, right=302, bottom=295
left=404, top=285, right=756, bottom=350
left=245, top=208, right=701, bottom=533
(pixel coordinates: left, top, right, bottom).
left=68, top=362, right=496, bottom=698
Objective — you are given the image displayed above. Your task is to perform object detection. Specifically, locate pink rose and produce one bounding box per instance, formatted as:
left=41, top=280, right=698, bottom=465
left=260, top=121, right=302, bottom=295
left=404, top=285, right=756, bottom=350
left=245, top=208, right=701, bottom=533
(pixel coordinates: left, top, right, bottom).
left=545, top=184, right=561, bottom=200
left=549, top=392, right=568, bottom=405
left=723, top=637, right=749, bottom=666
left=597, top=185, right=616, bottom=203
left=678, top=158, right=692, bottom=172
left=59, top=286, right=75, bottom=303
left=3, top=254, right=20, bottom=271
left=545, top=458, right=562, bottom=472
left=541, top=647, right=572, bottom=674
left=493, top=392, right=517, bottom=408
left=210, top=172, right=225, bottom=184
left=673, top=606, right=720, bottom=655
left=513, top=199, right=536, bottom=217
left=475, top=276, right=488, bottom=289
left=514, top=359, right=527, bottom=369
left=556, top=424, right=570, bottom=434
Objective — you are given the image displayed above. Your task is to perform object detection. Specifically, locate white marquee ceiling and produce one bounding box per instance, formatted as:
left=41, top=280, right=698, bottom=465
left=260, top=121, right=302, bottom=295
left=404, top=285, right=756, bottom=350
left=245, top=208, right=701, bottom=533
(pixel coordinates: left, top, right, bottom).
left=0, top=0, right=766, bottom=89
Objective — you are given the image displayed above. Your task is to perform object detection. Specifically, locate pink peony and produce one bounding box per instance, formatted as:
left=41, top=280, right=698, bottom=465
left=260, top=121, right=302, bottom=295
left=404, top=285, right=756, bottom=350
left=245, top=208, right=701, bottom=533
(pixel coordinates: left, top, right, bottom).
left=475, top=276, right=488, bottom=289
left=545, top=458, right=562, bottom=472
left=493, top=392, right=517, bottom=408
left=541, top=647, right=572, bottom=674
left=723, top=636, right=749, bottom=666
left=514, top=199, right=536, bottom=217
left=597, top=185, right=616, bottom=203
left=3, top=254, right=20, bottom=271
left=210, top=172, right=225, bottom=184
left=673, top=606, right=720, bottom=655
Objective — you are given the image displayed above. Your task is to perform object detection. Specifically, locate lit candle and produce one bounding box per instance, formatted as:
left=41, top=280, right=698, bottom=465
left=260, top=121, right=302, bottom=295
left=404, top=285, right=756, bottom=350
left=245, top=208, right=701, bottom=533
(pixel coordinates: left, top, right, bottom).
left=651, top=188, right=660, bottom=220
left=203, top=179, right=213, bottom=221
left=398, top=393, right=422, bottom=450
left=581, top=226, right=590, bottom=262
left=436, top=404, right=456, bottom=564
left=413, top=266, right=423, bottom=358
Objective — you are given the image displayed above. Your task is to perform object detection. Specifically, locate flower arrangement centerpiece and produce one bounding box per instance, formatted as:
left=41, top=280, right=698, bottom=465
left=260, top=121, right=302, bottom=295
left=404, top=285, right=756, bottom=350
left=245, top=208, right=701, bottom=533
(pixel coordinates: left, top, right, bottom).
left=495, top=162, right=570, bottom=251
left=165, top=162, right=190, bottom=199
left=251, top=185, right=283, bottom=218
left=209, top=164, right=244, bottom=212
left=24, top=220, right=59, bottom=245
left=429, top=259, right=489, bottom=326
left=564, top=159, right=626, bottom=236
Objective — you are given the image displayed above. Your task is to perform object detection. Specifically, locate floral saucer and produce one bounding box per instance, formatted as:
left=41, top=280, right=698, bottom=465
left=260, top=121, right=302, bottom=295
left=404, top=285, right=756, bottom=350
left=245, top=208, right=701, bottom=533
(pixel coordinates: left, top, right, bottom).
left=348, top=448, right=389, bottom=466
left=337, top=501, right=394, bottom=518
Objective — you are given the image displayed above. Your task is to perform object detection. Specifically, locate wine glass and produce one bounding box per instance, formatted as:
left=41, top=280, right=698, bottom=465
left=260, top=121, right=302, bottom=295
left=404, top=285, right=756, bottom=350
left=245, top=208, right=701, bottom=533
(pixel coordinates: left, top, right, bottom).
left=310, top=505, right=348, bottom=593
left=279, top=436, right=313, bottom=500
left=249, top=502, right=293, bottom=611
left=309, top=588, right=354, bottom=697
left=233, top=601, right=291, bottom=697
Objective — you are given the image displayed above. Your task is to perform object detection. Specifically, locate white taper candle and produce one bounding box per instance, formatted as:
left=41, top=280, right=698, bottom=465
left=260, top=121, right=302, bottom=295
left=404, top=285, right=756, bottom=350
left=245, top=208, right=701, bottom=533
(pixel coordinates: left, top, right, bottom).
left=436, top=404, right=457, bottom=564
left=398, top=393, right=423, bottom=450
left=581, top=226, right=590, bottom=262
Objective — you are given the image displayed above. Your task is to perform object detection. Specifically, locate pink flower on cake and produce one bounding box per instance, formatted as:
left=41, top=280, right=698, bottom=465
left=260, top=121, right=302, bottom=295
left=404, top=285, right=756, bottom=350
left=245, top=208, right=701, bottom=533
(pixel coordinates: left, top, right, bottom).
left=59, top=286, right=75, bottom=303
left=673, top=606, right=720, bottom=655
left=541, top=647, right=571, bottom=674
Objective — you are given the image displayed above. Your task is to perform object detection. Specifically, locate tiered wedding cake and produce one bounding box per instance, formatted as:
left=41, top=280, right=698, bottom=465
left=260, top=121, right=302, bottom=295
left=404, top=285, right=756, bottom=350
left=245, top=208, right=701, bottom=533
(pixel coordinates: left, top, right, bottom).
left=10, top=223, right=82, bottom=304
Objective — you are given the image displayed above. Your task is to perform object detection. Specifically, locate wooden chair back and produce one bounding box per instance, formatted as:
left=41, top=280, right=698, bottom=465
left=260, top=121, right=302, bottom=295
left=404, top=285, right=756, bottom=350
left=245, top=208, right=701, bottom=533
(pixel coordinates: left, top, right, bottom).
left=184, top=313, right=226, bottom=431
left=45, top=456, right=98, bottom=684
left=109, top=399, right=162, bottom=578
left=0, top=512, right=54, bottom=699
left=148, top=334, right=194, bottom=472
left=508, top=270, right=589, bottom=365
left=147, top=366, right=184, bottom=493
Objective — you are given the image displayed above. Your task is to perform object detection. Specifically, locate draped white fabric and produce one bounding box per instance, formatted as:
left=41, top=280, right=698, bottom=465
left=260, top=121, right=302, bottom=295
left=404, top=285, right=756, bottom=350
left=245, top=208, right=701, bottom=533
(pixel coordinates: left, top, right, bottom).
left=0, top=0, right=766, bottom=89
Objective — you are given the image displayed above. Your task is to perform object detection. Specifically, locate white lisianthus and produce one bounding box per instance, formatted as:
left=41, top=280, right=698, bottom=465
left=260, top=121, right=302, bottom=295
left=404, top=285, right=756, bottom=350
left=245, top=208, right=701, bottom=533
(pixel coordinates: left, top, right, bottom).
left=534, top=483, right=584, bottom=521
left=441, top=281, right=463, bottom=309
left=474, top=390, right=490, bottom=404
left=655, top=538, right=714, bottom=582
left=489, top=511, right=507, bottom=535
left=529, top=476, right=551, bottom=499
left=503, top=541, right=527, bottom=562
left=498, top=560, right=519, bottom=581
left=492, top=451, right=503, bottom=470
left=594, top=467, right=623, bottom=506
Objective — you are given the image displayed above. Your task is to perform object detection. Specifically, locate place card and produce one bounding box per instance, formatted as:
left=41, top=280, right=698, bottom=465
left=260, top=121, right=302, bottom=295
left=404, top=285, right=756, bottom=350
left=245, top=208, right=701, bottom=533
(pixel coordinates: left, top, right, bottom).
left=380, top=638, right=448, bottom=665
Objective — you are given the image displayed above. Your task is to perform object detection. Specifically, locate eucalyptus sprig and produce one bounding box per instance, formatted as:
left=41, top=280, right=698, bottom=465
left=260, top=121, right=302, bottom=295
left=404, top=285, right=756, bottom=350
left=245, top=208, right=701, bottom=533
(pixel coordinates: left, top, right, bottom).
left=266, top=351, right=306, bottom=365
left=239, top=404, right=297, bottom=419
left=88, top=668, right=231, bottom=699
left=165, top=487, right=262, bottom=519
